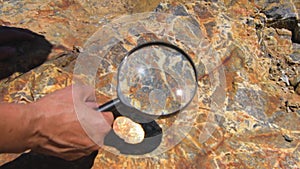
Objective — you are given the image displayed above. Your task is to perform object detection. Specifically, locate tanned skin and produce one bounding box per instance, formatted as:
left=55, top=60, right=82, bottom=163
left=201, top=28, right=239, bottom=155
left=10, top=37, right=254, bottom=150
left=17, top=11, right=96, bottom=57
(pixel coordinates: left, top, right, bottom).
left=0, top=28, right=113, bottom=161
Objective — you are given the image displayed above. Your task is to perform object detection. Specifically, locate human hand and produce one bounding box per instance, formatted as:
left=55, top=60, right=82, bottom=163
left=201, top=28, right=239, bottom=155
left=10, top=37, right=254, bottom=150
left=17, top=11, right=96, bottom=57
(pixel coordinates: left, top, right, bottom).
left=28, top=85, right=113, bottom=161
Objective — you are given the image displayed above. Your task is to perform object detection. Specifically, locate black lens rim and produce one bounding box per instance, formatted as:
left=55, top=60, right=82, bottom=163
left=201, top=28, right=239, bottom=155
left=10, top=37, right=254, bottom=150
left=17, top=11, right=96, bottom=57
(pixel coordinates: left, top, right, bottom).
left=116, top=41, right=198, bottom=117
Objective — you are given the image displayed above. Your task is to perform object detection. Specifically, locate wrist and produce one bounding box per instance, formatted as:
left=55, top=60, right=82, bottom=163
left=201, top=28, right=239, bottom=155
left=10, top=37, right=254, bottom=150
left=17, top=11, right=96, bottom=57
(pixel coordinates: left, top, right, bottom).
left=24, top=102, right=44, bottom=150
left=0, top=102, right=41, bottom=153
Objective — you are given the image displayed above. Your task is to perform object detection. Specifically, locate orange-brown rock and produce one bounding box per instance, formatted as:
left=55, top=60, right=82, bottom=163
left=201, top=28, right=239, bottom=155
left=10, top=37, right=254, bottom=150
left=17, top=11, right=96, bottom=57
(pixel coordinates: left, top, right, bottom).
left=0, top=0, right=299, bottom=169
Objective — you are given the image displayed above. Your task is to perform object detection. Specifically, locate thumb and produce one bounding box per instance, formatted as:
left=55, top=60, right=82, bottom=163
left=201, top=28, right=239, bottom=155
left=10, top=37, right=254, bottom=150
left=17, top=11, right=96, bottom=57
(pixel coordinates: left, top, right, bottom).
left=101, top=112, right=114, bottom=126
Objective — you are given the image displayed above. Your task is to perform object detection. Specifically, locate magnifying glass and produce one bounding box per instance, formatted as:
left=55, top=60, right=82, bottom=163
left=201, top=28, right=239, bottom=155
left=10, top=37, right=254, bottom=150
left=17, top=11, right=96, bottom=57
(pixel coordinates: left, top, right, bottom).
left=98, top=41, right=198, bottom=155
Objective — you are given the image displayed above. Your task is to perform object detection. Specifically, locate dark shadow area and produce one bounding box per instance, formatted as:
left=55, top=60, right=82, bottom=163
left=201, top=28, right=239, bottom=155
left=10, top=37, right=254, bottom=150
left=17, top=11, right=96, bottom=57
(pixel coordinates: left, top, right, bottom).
left=0, top=151, right=98, bottom=169
left=0, top=26, right=52, bottom=79
left=266, top=17, right=300, bottom=43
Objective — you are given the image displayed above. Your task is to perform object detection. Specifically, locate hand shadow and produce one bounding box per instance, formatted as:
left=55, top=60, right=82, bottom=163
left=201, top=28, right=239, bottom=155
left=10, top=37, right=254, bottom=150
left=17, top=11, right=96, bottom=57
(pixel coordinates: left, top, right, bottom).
left=0, top=26, right=52, bottom=79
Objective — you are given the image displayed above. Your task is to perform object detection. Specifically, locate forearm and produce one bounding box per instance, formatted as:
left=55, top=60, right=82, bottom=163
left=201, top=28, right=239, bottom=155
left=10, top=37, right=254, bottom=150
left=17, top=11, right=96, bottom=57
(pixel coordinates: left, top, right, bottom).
left=0, top=103, right=37, bottom=153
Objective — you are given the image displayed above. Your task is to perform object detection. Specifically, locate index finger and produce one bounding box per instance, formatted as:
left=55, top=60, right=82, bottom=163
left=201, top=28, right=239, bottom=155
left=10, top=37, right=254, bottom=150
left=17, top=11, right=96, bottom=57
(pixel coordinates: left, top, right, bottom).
left=72, top=85, right=96, bottom=103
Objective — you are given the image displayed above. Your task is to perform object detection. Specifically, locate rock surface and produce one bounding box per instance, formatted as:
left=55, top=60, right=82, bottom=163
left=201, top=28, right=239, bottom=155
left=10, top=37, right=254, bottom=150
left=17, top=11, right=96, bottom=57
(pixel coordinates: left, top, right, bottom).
left=0, top=0, right=300, bottom=169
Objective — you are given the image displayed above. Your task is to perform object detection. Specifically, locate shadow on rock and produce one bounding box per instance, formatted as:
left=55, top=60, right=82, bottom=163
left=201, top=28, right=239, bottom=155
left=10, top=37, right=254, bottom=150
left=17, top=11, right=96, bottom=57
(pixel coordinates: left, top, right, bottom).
left=0, top=26, right=52, bottom=79
left=0, top=151, right=98, bottom=169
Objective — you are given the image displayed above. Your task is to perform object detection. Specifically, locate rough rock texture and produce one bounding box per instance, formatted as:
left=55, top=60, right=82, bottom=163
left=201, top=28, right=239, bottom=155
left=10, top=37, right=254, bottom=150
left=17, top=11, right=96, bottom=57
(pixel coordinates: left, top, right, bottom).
left=0, top=0, right=300, bottom=168
left=113, top=117, right=145, bottom=144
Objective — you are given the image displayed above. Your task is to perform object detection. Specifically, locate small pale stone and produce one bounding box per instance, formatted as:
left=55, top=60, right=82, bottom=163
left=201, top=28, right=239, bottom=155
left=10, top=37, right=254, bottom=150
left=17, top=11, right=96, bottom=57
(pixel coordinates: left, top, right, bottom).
left=113, top=116, right=145, bottom=144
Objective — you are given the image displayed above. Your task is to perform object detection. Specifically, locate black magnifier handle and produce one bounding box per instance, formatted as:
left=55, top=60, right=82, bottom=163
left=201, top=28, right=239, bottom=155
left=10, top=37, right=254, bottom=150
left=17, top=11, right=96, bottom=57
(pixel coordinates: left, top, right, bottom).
left=97, top=98, right=122, bottom=119
left=97, top=98, right=157, bottom=121
left=97, top=99, right=162, bottom=155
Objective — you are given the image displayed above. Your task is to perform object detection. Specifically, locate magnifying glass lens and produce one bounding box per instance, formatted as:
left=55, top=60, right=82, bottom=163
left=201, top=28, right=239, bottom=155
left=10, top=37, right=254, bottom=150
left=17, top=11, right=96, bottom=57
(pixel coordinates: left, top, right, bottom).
left=118, top=43, right=197, bottom=116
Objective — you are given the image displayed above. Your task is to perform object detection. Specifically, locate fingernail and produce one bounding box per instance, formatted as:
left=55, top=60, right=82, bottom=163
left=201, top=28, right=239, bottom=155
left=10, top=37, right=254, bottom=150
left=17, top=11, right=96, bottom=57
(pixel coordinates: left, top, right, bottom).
left=86, top=101, right=98, bottom=109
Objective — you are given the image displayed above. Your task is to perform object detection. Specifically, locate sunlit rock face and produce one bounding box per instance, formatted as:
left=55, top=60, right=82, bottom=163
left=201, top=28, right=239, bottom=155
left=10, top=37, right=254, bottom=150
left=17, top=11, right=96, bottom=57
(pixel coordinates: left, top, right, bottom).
left=0, top=0, right=300, bottom=168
